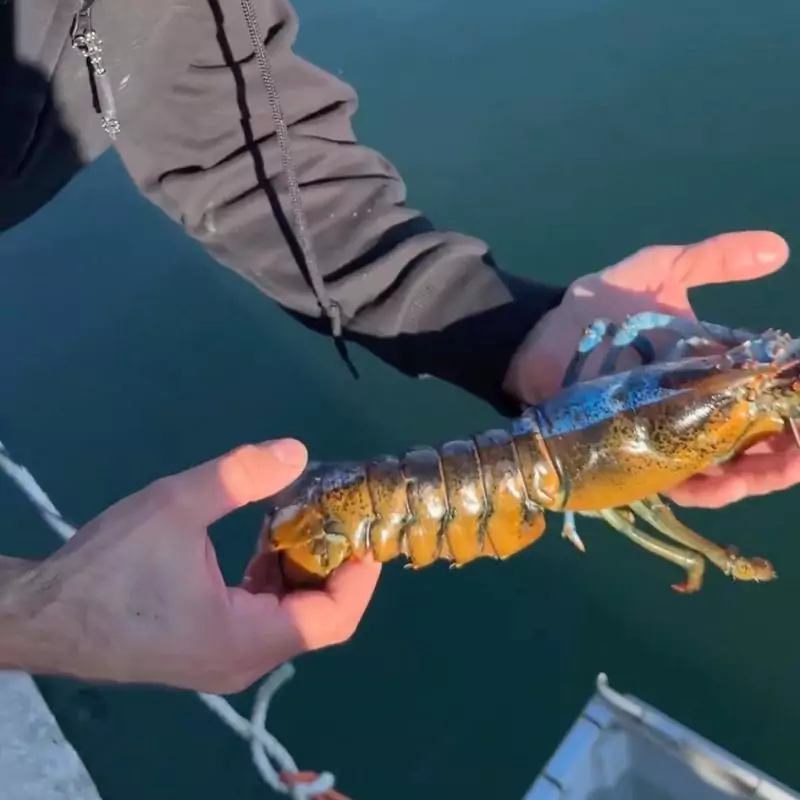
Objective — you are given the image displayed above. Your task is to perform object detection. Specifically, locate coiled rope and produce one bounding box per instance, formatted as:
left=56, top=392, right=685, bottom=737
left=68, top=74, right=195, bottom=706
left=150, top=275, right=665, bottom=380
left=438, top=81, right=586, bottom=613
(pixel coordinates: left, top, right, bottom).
left=0, top=439, right=336, bottom=799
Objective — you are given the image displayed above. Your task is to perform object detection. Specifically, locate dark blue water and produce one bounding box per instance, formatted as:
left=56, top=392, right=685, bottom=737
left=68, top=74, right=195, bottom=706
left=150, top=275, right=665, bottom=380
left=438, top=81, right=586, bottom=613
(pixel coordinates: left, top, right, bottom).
left=3, top=0, right=800, bottom=797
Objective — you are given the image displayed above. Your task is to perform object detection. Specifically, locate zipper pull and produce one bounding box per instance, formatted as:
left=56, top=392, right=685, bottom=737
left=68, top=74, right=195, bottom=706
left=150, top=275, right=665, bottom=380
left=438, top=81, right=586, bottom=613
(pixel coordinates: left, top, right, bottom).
left=70, top=2, right=120, bottom=140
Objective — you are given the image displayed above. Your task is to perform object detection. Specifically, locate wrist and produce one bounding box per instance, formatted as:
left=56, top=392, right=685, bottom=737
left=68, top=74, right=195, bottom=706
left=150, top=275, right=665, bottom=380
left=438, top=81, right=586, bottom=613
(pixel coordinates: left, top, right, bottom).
left=0, top=557, right=42, bottom=669
left=411, top=271, right=567, bottom=418
left=0, top=556, right=86, bottom=677
left=501, top=302, right=561, bottom=405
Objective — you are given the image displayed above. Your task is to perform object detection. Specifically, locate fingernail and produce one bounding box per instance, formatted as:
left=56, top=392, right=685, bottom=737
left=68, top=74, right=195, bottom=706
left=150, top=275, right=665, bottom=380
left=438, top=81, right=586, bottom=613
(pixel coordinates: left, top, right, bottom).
left=271, top=438, right=308, bottom=467
left=757, top=250, right=779, bottom=264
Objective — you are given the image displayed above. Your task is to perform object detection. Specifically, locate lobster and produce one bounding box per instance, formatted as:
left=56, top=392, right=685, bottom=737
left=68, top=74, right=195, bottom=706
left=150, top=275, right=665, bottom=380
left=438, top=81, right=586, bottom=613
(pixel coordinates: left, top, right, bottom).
left=251, top=311, right=800, bottom=594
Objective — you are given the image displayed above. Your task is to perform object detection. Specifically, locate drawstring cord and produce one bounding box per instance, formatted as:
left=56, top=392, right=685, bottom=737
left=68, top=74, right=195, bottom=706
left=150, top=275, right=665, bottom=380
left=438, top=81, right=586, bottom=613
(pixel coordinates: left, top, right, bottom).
left=238, top=0, right=359, bottom=378
left=238, top=0, right=339, bottom=337
left=71, top=0, right=359, bottom=378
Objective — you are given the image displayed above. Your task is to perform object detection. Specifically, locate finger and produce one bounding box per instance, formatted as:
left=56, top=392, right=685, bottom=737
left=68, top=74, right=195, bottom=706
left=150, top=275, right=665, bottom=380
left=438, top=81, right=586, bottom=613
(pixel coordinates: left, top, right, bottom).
left=607, top=231, right=788, bottom=290
left=668, top=450, right=800, bottom=508
left=667, top=472, right=751, bottom=509
left=281, top=557, right=382, bottom=651
left=671, top=231, right=789, bottom=288
left=241, top=551, right=286, bottom=596
left=227, top=556, right=382, bottom=666
left=165, top=439, right=308, bottom=526
left=324, top=555, right=383, bottom=613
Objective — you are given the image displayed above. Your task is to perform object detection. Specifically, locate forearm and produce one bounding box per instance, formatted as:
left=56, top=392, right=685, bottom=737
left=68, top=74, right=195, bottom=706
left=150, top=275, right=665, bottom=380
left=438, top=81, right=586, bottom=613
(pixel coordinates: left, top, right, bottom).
left=109, top=0, right=566, bottom=416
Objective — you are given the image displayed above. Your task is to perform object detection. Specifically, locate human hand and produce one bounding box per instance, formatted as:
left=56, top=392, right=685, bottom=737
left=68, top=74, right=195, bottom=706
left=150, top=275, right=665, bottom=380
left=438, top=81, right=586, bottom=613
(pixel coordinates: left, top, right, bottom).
left=503, top=230, right=794, bottom=509
left=16, top=440, right=381, bottom=694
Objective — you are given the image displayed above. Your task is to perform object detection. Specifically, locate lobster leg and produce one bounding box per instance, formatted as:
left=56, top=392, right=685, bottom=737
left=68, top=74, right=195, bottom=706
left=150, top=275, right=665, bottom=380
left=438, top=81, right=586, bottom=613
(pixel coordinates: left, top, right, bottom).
left=561, top=510, right=586, bottom=552
left=629, top=495, right=777, bottom=587
left=598, top=313, right=755, bottom=376
left=562, top=319, right=644, bottom=387
left=584, top=507, right=706, bottom=593
left=561, top=312, right=756, bottom=388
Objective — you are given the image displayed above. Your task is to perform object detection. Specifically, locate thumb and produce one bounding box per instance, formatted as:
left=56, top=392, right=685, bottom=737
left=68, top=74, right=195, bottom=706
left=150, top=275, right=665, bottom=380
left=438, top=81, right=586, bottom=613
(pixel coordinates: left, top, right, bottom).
left=165, top=439, right=308, bottom=526
left=608, top=230, right=789, bottom=290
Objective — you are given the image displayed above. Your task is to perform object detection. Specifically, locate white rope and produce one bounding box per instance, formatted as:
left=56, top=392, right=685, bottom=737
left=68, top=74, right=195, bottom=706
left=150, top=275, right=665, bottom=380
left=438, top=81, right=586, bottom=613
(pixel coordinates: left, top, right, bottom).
left=0, top=439, right=336, bottom=799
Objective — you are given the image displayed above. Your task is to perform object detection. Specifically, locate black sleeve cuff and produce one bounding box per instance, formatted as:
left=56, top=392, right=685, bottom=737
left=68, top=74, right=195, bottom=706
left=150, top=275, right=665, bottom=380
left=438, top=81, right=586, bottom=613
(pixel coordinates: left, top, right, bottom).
left=392, top=271, right=567, bottom=417
left=287, top=271, right=567, bottom=419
